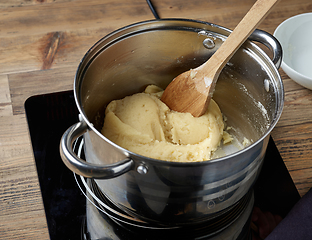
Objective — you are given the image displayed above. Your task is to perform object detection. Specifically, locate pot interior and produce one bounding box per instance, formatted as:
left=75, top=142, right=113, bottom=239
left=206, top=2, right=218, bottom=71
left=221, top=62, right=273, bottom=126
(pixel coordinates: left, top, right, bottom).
left=76, top=19, right=283, bottom=159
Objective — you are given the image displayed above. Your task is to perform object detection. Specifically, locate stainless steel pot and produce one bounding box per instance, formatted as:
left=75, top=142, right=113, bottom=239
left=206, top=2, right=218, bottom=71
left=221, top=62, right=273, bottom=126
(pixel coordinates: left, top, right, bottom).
left=60, top=19, right=283, bottom=224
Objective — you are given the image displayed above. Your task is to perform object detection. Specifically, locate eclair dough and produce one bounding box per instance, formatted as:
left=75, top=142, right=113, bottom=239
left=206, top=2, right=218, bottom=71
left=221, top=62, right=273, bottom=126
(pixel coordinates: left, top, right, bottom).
left=102, top=85, right=225, bottom=162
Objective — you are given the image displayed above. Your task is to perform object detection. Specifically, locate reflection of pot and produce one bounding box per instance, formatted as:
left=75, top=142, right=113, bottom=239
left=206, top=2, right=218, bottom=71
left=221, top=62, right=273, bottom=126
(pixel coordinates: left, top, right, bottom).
left=60, top=19, right=283, bottom=224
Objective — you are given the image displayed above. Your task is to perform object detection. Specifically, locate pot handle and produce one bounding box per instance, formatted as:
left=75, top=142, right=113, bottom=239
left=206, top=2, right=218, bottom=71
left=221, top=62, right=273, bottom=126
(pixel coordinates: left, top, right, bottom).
left=249, top=29, right=282, bottom=69
left=60, top=121, right=134, bottom=179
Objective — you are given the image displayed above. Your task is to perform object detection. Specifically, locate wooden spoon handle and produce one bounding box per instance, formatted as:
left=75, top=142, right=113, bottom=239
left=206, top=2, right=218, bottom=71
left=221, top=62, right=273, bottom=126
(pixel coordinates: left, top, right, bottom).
left=200, top=0, right=280, bottom=81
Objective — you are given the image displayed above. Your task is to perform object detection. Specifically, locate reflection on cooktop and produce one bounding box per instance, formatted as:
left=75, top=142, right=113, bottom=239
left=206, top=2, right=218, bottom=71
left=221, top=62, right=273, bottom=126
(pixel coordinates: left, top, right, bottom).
left=25, top=90, right=300, bottom=240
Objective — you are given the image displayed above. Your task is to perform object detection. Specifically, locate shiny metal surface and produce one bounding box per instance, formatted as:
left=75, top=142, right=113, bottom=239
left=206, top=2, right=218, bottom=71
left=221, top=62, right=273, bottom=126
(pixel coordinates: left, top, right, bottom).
left=84, top=178, right=254, bottom=240
left=60, top=19, right=284, bottom=224
left=60, top=121, right=134, bottom=179
left=249, top=29, right=282, bottom=69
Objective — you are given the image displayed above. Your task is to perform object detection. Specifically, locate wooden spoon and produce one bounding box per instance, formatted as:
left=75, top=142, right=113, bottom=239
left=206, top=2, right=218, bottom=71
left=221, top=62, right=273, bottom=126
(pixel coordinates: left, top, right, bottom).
left=161, top=0, right=280, bottom=117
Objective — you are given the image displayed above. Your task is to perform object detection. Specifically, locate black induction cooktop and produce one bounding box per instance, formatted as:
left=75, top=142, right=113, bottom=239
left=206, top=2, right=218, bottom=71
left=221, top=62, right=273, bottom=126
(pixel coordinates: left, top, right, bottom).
left=25, top=90, right=300, bottom=240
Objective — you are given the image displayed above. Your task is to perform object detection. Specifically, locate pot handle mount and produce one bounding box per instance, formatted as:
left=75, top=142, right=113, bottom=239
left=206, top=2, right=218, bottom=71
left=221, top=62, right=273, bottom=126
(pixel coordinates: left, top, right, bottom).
left=249, top=29, right=282, bottom=69
left=60, top=120, right=134, bottom=179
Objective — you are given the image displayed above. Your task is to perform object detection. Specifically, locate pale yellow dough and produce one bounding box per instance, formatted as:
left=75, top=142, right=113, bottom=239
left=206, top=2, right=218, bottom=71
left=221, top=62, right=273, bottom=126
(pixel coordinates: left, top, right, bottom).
left=102, top=85, right=225, bottom=162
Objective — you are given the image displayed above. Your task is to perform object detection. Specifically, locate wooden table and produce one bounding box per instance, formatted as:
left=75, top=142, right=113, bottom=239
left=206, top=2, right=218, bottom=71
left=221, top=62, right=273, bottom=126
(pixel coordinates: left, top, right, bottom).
left=0, top=0, right=311, bottom=239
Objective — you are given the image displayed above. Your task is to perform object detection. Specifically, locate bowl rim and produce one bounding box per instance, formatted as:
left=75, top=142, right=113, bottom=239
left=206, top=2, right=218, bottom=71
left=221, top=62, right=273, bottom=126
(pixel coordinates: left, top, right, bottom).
left=273, top=12, right=312, bottom=86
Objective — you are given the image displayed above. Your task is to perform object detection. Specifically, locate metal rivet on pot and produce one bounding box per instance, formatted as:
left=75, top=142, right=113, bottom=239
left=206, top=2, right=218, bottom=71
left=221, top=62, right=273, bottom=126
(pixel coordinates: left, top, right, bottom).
left=203, top=38, right=215, bottom=49
left=218, top=194, right=225, bottom=202
left=137, top=164, right=148, bottom=175
left=264, top=79, right=270, bottom=92
left=207, top=200, right=215, bottom=209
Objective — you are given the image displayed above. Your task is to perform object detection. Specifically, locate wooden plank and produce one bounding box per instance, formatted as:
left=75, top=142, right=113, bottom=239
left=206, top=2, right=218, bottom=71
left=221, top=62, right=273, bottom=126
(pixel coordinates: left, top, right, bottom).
left=276, top=85, right=312, bottom=128
left=0, top=0, right=153, bottom=75
left=0, top=0, right=71, bottom=9
left=1, top=0, right=311, bottom=76
left=0, top=215, right=49, bottom=240
left=0, top=75, right=13, bottom=116
left=9, top=67, right=75, bottom=115
left=0, top=114, right=49, bottom=239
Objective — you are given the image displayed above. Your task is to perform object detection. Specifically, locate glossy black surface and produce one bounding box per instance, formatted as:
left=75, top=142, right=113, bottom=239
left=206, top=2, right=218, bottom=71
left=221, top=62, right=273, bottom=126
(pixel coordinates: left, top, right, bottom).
left=25, top=90, right=300, bottom=240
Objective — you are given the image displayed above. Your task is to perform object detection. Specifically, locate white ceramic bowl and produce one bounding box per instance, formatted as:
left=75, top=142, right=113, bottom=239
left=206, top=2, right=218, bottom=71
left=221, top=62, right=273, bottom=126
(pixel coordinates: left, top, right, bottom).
left=274, top=13, right=312, bottom=90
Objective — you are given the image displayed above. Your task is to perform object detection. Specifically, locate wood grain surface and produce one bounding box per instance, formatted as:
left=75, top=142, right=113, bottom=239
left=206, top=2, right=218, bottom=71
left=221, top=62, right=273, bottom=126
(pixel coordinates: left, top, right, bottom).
left=0, top=0, right=312, bottom=239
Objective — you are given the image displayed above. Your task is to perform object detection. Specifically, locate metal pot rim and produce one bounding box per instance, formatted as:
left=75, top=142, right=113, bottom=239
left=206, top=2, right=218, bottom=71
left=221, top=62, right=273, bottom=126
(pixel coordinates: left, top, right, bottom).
left=74, top=18, right=284, bottom=166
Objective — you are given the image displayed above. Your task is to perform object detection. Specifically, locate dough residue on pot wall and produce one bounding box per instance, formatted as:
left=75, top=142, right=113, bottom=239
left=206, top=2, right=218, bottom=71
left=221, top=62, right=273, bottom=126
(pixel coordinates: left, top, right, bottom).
left=101, top=85, right=231, bottom=162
